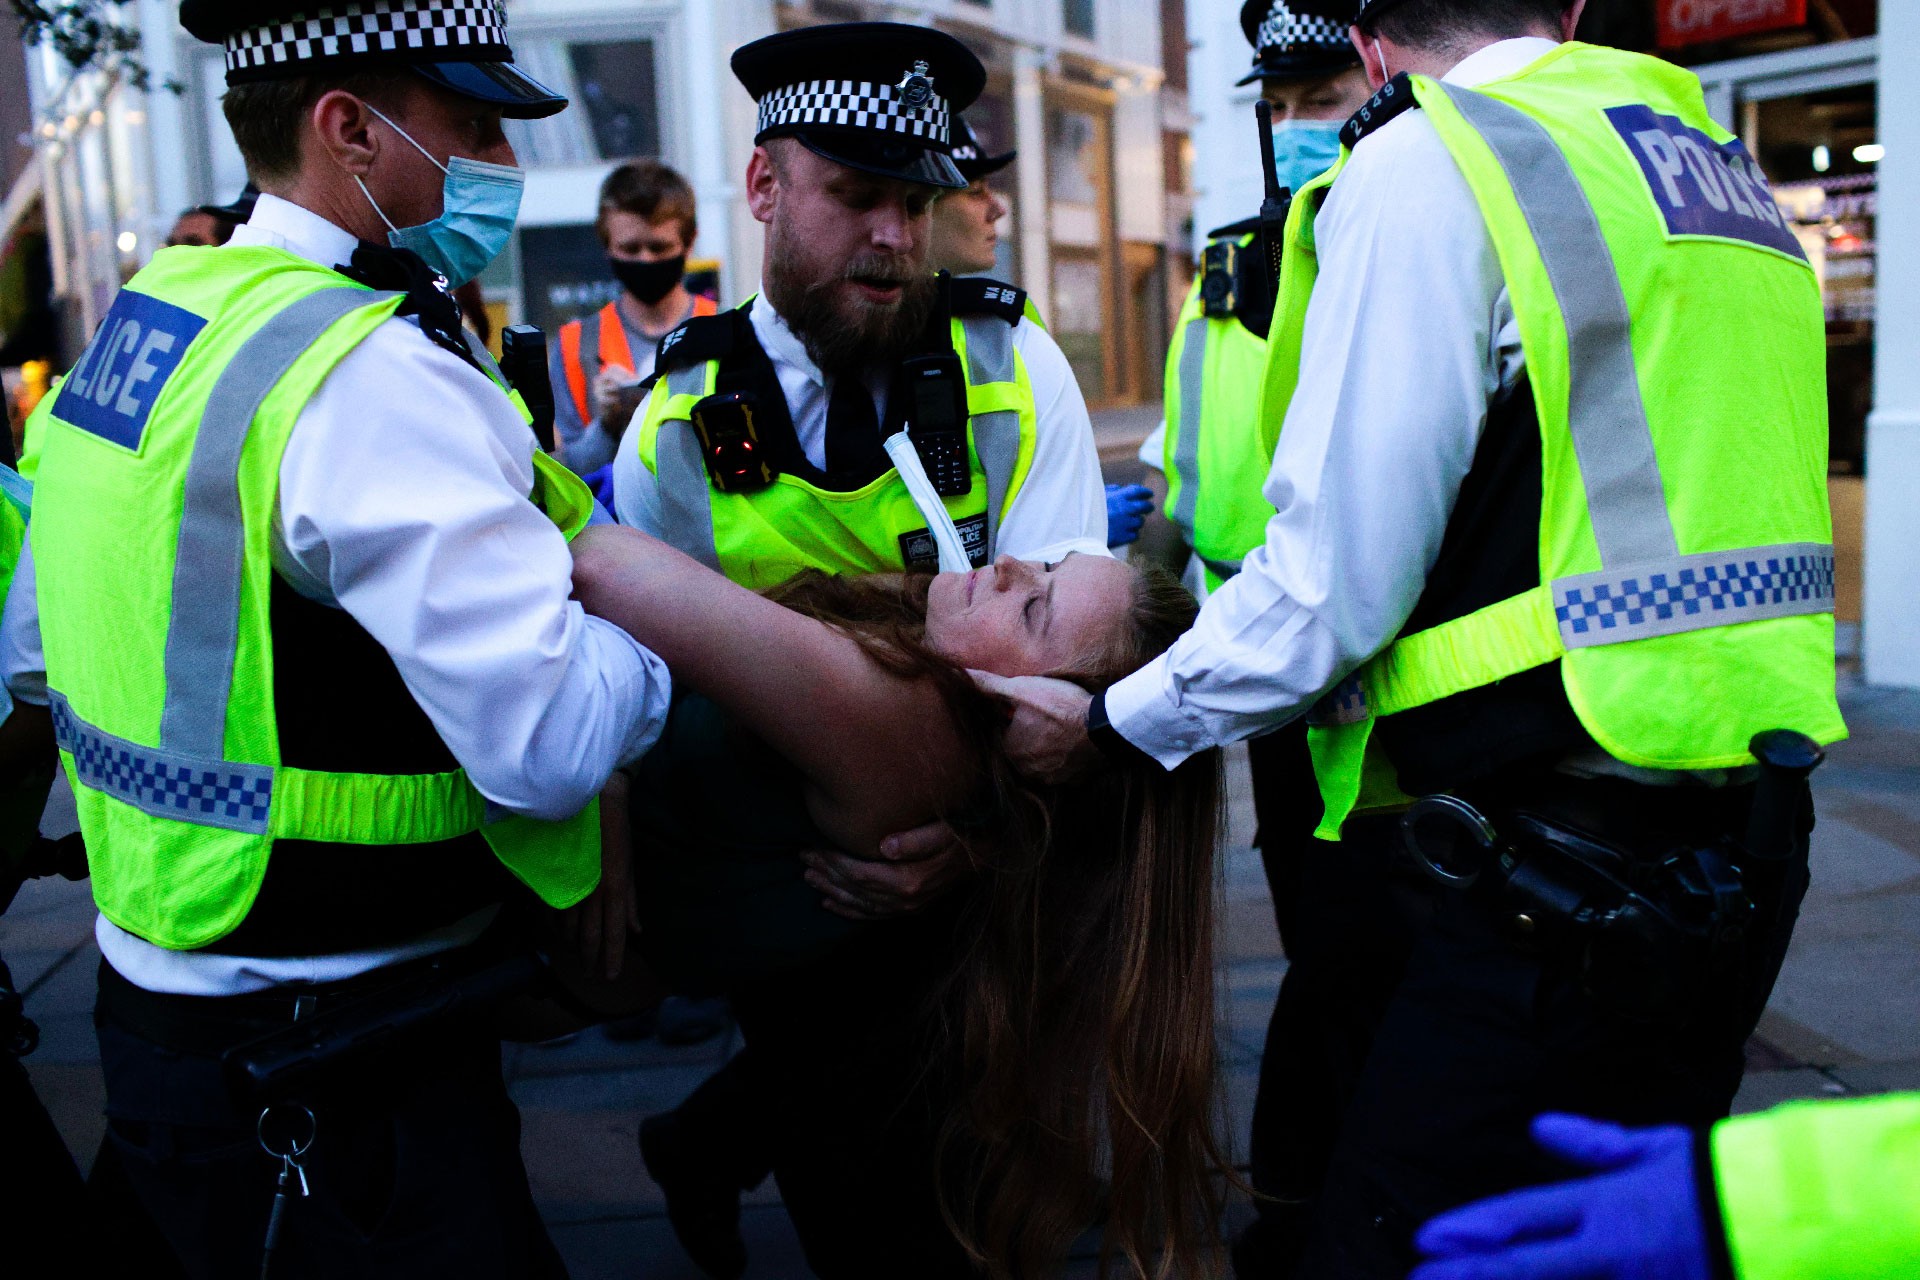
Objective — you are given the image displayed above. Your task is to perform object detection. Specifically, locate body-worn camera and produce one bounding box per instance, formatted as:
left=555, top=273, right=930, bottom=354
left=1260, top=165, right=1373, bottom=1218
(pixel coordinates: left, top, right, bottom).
left=690, top=391, right=776, bottom=494
left=1200, top=241, right=1241, bottom=319
left=895, top=353, right=972, bottom=498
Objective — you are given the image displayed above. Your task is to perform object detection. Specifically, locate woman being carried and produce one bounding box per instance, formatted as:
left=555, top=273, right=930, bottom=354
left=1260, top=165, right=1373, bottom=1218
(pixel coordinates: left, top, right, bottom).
left=569, top=526, right=1226, bottom=1279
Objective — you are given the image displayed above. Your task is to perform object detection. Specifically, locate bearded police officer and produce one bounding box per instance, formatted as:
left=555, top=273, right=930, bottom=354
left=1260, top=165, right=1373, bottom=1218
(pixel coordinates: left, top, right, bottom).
left=1413, top=1096, right=1920, bottom=1280
left=1, top=2, right=672, bottom=1273
left=978, top=0, right=1846, bottom=1275
left=612, top=23, right=1107, bottom=1278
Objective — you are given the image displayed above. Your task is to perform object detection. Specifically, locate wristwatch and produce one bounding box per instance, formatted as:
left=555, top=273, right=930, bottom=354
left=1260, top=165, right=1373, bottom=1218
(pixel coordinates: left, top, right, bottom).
left=1085, top=691, right=1153, bottom=767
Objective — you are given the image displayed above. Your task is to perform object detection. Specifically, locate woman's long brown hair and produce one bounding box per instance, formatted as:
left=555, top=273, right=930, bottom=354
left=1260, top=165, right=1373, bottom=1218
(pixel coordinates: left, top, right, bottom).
left=768, top=565, right=1227, bottom=1279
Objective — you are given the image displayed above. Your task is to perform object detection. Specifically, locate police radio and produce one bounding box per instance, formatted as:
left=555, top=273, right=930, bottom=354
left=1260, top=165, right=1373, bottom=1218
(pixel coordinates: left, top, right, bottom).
left=690, top=391, right=775, bottom=494
left=1200, top=240, right=1241, bottom=318
left=499, top=324, right=556, bottom=453
left=895, top=353, right=971, bottom=498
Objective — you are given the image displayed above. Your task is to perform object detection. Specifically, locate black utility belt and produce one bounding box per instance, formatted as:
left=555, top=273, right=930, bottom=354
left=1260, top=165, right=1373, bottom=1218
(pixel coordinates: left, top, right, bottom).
left=1396, top=731, right=1823, bottom=1021
left=691, top=352, right=973, bottom=497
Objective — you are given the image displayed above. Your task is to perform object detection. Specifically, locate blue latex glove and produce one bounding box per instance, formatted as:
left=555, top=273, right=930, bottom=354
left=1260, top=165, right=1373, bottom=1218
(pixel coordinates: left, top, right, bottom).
left=1410, top=1114, right=1711, bottom=1280
left=583, top=462, right=618, bottom=514
left=1105, top=482, right=1155, bottom=547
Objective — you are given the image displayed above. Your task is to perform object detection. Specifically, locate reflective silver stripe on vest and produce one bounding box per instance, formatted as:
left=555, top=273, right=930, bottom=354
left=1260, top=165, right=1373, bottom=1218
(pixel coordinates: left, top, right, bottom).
left=51, top=691, right=275, bottom=835
left=960, top=315, right=1023, bottom=552
left=1169, top=316, right=1207, bottom=536
left=161, top=286, right=401, bottom=762
left=1554, top=542, right=1834, bottom=649
left=1439, top=83, right=1679, bottom=569
left=654, top=363, right=722, bottom=570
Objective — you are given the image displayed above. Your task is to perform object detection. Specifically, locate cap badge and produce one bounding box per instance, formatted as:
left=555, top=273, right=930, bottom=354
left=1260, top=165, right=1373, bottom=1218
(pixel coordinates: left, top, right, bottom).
left=897, top=60, right=935, bottom=109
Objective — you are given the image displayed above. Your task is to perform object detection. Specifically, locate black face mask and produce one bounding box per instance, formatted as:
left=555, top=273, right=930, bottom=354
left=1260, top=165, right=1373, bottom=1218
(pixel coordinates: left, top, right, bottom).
left=609, top=254, right=685, bottom=305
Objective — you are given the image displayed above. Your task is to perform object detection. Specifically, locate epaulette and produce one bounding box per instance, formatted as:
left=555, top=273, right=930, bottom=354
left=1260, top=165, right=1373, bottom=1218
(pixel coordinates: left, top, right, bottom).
left=652, top=310, right=739, bottom=375
left=948, top=276, right=1028, bottom=326
left=1340, top=73, right=1419, bottom=151
left=1205, top=214, right=1262, bottom=242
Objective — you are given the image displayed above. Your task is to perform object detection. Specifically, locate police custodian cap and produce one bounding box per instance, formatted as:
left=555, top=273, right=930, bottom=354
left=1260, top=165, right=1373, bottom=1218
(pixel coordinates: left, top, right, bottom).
left=1237, top=0, right=1363, bottom=86
left=731, top=22, right=987, bottom=190
left=178, top=0, right=568, bottom=119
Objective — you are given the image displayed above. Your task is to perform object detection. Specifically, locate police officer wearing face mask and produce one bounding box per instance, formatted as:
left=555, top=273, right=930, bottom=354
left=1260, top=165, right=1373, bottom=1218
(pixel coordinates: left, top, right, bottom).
left=1137, top=7, right=1382, bottom=1272
left=2, top=2, right=673, bottom=1274
left=552, top=160, right=719, bottom=476
left=980, top=0, right=1846, bottom=1275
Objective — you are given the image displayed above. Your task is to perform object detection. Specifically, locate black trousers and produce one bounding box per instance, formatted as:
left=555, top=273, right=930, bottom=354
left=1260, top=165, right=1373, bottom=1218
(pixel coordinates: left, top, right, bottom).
left=94, top=960, right=565, bottom=1280
left=1292, top=773, right=1813, bottom=1280
left=713, top=909, right=974, bottom=1279
left=1235, top=727, right=1424, bottom=1279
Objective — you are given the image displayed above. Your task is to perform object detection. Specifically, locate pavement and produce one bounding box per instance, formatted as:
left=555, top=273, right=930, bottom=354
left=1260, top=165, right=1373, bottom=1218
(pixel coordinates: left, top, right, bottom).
left=5, top=664, right=1916, bottom=1278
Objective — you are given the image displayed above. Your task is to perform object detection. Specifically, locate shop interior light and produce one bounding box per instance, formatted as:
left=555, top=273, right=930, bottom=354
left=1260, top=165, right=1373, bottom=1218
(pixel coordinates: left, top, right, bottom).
left=1813, top=145, right=1831, bottom=172
left=116, top=231, right=137, bottom=254
left=1854, top=143, right=1885, bottom=164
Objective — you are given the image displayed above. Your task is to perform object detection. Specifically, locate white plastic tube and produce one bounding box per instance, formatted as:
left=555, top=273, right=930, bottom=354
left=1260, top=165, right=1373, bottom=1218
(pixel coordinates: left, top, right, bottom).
left=883, top=430, right=973, bottom=573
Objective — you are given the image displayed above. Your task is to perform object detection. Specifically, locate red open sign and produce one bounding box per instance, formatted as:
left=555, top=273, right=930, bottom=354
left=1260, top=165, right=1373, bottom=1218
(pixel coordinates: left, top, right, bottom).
left=1656, top=0, right=1807, bottom=48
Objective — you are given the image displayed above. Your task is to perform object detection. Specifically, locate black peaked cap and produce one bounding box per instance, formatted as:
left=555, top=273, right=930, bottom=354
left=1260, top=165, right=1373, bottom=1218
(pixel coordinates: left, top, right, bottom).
left=179, top=0, right=567, bottom=119
left=950, top=114, right=1015, bottom=182
left=1237, top=0, right=1362, bottom=86
left=732, top=22, right=986, bottom=190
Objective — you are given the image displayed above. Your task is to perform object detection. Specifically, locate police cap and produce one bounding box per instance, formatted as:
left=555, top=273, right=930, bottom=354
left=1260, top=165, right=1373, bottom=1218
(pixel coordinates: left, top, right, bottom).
left=731, top=22, right=986, bottom=191
left=950, top=113, right=1015, bottom=183
left=178, top=0, right=567, bottom=119
left=1237, top=0, right=1363, bottom=86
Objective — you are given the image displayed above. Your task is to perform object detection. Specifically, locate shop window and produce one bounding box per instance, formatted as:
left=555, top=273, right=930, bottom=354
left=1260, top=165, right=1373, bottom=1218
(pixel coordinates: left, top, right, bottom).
left=1063, top=0, right=1095, bottom=39
left=505, top=36, right=664, bottom=166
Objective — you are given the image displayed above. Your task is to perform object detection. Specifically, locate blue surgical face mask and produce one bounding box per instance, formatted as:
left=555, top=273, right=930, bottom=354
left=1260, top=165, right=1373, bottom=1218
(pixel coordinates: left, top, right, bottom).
left=1270, top=119, right=1346, bottom=196
left=354, top=104, right=523, bottom=287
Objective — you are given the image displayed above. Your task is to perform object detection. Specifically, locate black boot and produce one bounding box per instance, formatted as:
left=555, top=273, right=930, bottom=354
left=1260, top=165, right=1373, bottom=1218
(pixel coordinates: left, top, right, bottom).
left=639, top=1111, right=749, bottom=1280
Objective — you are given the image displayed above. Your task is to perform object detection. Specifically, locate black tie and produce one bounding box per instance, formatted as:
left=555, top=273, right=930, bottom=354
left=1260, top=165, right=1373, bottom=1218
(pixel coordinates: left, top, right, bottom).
left=824, top=374, right=890, bottom=489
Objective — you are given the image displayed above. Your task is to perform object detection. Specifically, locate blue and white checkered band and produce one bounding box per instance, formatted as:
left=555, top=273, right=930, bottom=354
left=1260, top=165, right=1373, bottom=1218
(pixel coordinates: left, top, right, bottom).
left=50, top=693, right=277, bottom=836
left=225, top=0, right=509, bottom=74
left=1257, top=1, right=1348, bottom=55
left=757, top=79, right=952, bottom=147
left=1553, top=545, right=1836, bottom=649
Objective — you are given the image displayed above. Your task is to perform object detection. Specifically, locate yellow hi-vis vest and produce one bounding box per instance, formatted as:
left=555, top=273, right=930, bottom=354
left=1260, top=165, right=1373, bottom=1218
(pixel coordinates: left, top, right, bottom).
left=27, top=245, right=603, bottom=950
left=1162, top=236, right=1276, bottom=592
left=630, top=299, right=1039, bottom=591
left=1260, top=45, right=1846, bottom=837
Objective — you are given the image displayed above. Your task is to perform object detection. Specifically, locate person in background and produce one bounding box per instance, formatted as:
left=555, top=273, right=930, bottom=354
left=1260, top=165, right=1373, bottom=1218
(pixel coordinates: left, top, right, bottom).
left=928, top=112, right=1153, bottom=551
left=551, top=159, right=716, bottom=476
left=1413, top=1098, right=1920, bottom=1280
left=163, top=183, right=260, bottom=247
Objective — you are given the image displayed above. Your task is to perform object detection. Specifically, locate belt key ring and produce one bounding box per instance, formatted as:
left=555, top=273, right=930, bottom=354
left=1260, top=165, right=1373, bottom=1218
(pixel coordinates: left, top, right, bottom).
left=257, top=1103, right=316, bottom=1280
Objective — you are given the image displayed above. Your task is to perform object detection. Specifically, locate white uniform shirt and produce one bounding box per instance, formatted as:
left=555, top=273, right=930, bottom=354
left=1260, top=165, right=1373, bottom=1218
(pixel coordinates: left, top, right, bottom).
left=0, top=194, right=673, bottom=991
left=610, top=290, right=1111, bottom=563
left=1106, top=39, right=1552, bottom=766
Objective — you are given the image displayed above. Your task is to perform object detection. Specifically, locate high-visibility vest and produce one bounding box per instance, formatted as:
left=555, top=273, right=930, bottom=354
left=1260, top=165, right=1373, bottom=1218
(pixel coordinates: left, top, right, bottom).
left=1711, top=1092, right=1920, bottom=1279
left=1161, top=235, right=1275, bottom=592
left=630, top=295, right=1040, bottom=591
left=26, top=245, right=603, bottom=950
left=559, top=294, right=719, bottom=424
left=1260, top=44, right=1846, bottom=836
left=0, top=464, right=53, bottom=879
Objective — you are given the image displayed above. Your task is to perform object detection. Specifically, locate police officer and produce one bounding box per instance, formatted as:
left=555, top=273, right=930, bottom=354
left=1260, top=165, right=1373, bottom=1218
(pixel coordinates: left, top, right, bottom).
left=978, top=1, right=1845, bottom=1276
left=1413, top=1098, right=1920, bottom=1280
left=1, top=3, right=672, bottom=1274
left=614, top=23, right=1108, bottom=1278
left=1136, top=7, right=1386, bottom=1273
left=928, top=113, right=1013, bottom=278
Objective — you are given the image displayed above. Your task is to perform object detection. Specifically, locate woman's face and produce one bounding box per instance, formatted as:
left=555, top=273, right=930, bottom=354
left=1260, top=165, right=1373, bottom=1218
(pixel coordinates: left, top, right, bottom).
left=924, top=553, right=1135, bottom=678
